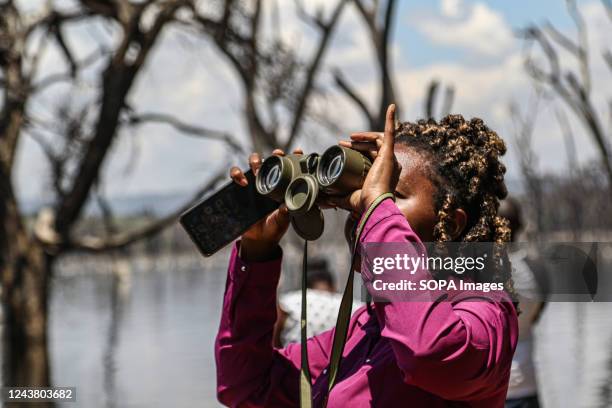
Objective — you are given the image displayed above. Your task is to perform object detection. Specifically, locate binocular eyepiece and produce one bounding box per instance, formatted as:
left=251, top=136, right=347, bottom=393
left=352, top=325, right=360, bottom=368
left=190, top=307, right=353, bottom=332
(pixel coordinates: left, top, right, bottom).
left=255, top=146, right=371, bottom=240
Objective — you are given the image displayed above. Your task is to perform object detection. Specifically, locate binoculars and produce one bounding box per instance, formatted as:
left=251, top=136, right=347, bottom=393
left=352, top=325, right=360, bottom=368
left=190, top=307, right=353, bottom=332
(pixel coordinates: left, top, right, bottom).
left=256, top=145, right=371, bottom=240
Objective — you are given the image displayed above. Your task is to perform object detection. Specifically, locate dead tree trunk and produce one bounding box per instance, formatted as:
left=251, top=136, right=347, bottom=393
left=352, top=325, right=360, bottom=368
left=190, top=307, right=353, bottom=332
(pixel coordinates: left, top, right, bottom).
left=0, top=161, right=51, bottom=392
left=2, top=243, right=51, bottom=388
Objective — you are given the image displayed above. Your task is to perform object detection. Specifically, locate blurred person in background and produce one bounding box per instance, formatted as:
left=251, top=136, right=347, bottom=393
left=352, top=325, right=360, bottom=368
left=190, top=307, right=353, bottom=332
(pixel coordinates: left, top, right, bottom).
left=500, top=197, right=546, bottom=408
left=272, top=258, right=361, bottom=347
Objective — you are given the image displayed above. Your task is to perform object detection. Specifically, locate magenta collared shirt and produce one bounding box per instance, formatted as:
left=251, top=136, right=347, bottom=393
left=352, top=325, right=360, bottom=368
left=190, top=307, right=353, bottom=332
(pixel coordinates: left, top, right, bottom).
left=215, top=199, right=518, bottom=407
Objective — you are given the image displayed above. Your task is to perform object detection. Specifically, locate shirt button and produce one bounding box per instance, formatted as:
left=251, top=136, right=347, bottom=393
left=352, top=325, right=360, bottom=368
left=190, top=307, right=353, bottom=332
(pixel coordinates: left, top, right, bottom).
left=240, top=266, right=247, bottom=272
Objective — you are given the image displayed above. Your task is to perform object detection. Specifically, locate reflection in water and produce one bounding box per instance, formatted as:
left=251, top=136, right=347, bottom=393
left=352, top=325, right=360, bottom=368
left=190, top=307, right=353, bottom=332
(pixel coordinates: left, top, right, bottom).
left=48, top=251, right=229, bottom=408
left=104, top=259, right=130, bottom=408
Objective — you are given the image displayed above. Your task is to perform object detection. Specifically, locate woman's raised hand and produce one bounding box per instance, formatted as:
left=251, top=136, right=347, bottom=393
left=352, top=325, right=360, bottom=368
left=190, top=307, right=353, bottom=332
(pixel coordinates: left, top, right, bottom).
left=229, top=148, right=303, bottom=261
left=330, top=104, right=401, bottom=213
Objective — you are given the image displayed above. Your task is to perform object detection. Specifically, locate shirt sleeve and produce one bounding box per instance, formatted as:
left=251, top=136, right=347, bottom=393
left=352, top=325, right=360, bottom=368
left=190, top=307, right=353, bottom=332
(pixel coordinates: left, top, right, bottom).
left=358, top=198, right=518, bottom=401
left=215, top=241, right=334, bottom=407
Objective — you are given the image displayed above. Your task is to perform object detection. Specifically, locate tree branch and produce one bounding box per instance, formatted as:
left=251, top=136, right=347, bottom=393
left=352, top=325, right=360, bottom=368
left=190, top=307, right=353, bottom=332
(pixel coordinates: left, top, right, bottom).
left=425, top=80, right=439, bottom=119
left=424, top=80, right=454, bottom=119
left=35, top=169, right=227, bottom=253
left=556, top=108, right=578, bottom=170
left=284, top=0, right=348, bottom=150
left=54, top=2, right=182, bottom=239
left=520, top=8, right=611, bottom=187
left=31, top=46, right=110, bottom=93
left=351, top=0, right=398, bottom=129
left=125, top=111, right=245, bottom=154
left=333, top=68, right=374, bottom=128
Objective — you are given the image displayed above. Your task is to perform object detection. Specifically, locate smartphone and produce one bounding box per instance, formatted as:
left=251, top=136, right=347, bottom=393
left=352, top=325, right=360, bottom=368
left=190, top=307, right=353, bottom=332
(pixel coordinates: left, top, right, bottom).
left=179, top=169, right=280, bottom=257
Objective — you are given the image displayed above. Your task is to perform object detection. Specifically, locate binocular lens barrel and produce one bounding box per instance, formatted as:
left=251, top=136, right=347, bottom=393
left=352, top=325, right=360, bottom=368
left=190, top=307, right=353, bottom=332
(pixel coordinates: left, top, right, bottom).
left=316, top=146, right=371, bottom=194
left=254, top=146, right=370, bottom=241
left=255, top=156, right=290, bottom=196
left=256, top=146, right=371, bottom=203
left=285, top=175, right=318, bottom=214
left=264, top=163, right=281, bottom=192
left=320, top=154, right=344, bottom=185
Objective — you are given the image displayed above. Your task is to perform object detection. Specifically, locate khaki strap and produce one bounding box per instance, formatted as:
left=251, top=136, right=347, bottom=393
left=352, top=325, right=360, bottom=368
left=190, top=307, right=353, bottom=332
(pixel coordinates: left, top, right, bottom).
left=300, top=240, right=312, bottom=407
left=299, top=192, right=394, bottom=407
left=326, top=192, right=395, bottom=395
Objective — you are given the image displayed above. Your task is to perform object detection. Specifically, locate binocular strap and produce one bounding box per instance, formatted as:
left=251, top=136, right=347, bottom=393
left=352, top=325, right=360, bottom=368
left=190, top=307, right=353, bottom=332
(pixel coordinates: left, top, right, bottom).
left=299, top=192, right=395, bottom=408
left=300, top=240, right=313, bottom=407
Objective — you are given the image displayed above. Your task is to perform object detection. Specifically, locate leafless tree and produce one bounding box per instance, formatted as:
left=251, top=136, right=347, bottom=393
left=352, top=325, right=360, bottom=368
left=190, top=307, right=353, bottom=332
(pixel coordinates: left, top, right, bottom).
left=424, top=79, right=455, bottom=119
left=555, top=108, right=585, bottom=239
left=180, top=0, right=348, bottom=152
left=520, top=0, right=612, bottom=191
left=333, top=0, right=397, bottom=130
left=333, top=1, right=455, bottom=130
left=0, top=0, right=347, bottom=392
left=509, top=93, right=544, bottom=239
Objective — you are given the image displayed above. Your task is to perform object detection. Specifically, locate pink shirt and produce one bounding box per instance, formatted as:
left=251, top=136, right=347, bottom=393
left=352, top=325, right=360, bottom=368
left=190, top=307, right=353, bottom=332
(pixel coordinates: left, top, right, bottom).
left=215, top=199, right=518, bottom=407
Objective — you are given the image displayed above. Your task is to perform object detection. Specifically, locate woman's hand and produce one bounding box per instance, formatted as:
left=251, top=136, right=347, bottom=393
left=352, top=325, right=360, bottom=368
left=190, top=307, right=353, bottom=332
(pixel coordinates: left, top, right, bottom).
left=329, top=104, right=401, bottom=214
left=230, top=148, right=303, bottom=261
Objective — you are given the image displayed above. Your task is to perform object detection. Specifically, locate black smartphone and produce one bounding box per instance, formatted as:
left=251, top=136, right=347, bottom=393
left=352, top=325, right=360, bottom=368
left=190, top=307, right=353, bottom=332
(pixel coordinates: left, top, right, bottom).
left=179, top=169, right=280, bottom=257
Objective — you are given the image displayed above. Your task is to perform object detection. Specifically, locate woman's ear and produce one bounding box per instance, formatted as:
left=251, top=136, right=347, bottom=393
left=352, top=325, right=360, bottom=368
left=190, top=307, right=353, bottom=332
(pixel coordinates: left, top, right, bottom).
left=449, top=208, right=467, bottom=239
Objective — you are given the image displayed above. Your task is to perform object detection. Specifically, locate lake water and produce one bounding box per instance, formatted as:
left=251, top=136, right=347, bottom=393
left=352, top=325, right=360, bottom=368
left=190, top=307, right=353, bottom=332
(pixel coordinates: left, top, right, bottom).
left=9, top=248, right=612, bottom=408
left=49, top=252, right=227, bottom=407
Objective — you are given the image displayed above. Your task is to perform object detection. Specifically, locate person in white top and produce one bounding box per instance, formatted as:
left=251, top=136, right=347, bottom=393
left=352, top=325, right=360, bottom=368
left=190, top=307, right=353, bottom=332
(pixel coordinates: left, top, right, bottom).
left=273, top=258, right=361, bottom=347
left=500, top=197, right=545, bottom=408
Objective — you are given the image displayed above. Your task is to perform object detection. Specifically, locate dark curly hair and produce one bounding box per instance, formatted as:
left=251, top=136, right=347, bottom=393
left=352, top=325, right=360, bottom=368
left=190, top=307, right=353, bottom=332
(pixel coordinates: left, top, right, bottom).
left=395, top=114, right=516, bottom=302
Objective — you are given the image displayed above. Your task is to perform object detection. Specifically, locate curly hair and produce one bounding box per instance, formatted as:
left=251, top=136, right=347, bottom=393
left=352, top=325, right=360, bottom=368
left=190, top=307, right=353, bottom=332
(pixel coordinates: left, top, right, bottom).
left=395, top=114, right=516, bottom=302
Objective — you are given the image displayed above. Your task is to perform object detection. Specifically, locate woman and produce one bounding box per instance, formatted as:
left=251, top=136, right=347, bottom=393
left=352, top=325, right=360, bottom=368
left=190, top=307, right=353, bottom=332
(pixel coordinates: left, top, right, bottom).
left=215, top=105, right=518, bottom=407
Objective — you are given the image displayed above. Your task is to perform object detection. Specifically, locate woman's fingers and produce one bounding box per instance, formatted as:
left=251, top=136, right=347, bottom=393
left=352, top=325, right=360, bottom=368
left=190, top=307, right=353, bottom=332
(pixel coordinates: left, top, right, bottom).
left=381, top=104, right=396, bottom=158
left=350, top=132, right=384, bottom=141
left=339, top=140, right=376, bottom=148
left=325, top=190, right=361, bottom=212
left=271, top=148, right=302, bottom=155
left=249, top=152, right=263, bottom=175
left=230, top=166, right=248, bottom=186
left=341, top=132, right=384, bottom=161
left=272, top=204, right=290, bottom=226
left=339, top=140, right=379, bottom=159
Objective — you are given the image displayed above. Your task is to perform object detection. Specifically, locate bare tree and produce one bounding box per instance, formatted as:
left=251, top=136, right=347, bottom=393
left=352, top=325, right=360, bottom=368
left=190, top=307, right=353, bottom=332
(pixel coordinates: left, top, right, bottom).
left=1, top=0, right=348, bottom=391
left=509, top=93, right=545, bottom=239
left=0, top=0, right=262, bottom=385
left=333, top=0, right=397, bottom=130
left=424, top=79, right=455, bottom=119
left=180, top=0, right=348, bottom=152
left=520, top=0, right=612, bottom=190
left=333, top=1, right=455, bottom=130
left=555, top=108, right=585, bottom=239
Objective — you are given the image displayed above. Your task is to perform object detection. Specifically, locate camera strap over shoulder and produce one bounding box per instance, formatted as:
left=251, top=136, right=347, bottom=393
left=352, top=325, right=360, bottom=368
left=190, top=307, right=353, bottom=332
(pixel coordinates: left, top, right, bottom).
left=299, top=192, right=395, bottom=408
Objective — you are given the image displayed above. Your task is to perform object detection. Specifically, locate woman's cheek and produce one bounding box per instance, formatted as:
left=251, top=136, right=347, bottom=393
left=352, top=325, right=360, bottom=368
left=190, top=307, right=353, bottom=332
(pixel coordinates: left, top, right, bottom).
left=396, top=198, right=436, bottom=241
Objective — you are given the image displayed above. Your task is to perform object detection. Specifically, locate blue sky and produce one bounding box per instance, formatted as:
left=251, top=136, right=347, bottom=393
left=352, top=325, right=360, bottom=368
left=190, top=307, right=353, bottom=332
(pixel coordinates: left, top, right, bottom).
left=13, top=0, right=612, bottom=204
left=397, top=0, right=573, bottom=67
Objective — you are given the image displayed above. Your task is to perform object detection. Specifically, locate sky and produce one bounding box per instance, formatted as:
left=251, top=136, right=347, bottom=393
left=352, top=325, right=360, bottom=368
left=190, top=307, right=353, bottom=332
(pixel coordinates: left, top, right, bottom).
left=12, top=0, right=612, bottom=208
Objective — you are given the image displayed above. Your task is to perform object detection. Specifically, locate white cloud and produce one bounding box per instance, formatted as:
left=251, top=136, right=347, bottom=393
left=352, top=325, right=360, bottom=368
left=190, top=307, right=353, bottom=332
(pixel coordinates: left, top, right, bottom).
left=414, top=2, right=514, bottom=57
left=441, top=0, right=464, bottom=18
left=335, top=1, right=610, bottom=181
